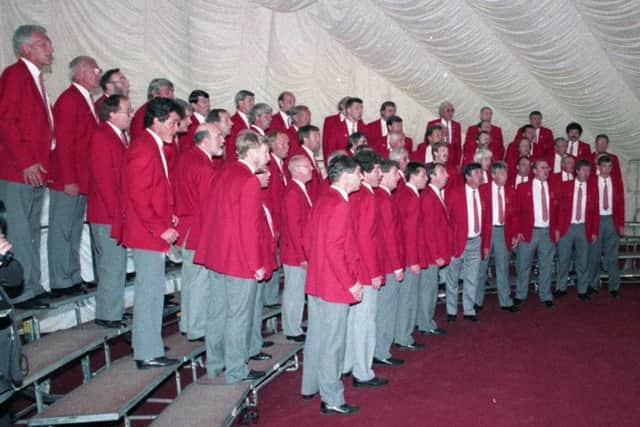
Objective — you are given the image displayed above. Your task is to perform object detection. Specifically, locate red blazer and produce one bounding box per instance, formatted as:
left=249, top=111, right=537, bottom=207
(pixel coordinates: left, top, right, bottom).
left=266, top=153, right=288, bottom=236
left=350, top=185, right=384, bottom=285
left=548, top=172, right=574, bottom=194
left=194, top=161, right=262, bottom=278
left=322, top=118, right=367, bottom=166
left=411, top=142, right=431, bottom=163
left=281, top=181, right=313, bottom=266
left=446, top=184, right=488, bottom=258
left=224, top=112, right=251, bottom=162
left=512, top=179, right=558, bottom=243
left=567, top=140, right=591, bottom=161
left=87, top=122, right=127, bottom=228
left=94, top=94, right=107, bottom=114
left=177, top=114, right=201, bottom=154
left=366, top=118, right=386, bottom=143
left=375, top=136, right=413, bottom=159
left=259, top=203, right=278, bottom=277
left=394, top=184, right=423, bottom=267
left=129, top=101, right=148, bottom=141
left=506, top=172, right=532, bottom=190
left=420, top=186, right=451, bottom=267
left=479, top=183, right=516, bottom=251
left=375, top=187, right=405, bottom=274
left=463, top=124, right=505, bottom=162
left=555, top=179, right=599, bottom=240
left=304, top=187, right=360, bottom=304
left=174, top=146, right=217, bottom=250
left=0, top=60, right=53, bottom=183
left=322, top=113, right=342, bottom=166
left=49, top=84, right=98, bottom=194
left=426, top=118, right=461, bottom=169
left=286, top=145, right=322, bottom=202
left=122, top=131, right=174, bottom=252
left=511, top=126, right=554, bottom=160
left=269, top=111, right=289, bottom=132
left=590, top=151, right=622, bottom=184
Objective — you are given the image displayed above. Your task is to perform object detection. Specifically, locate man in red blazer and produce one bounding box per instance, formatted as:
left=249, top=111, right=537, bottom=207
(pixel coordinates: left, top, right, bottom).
left=591, top=134, right=622, bottom=183
left=426, top=101, right=461, bottom=169
left=464, top=108, right=505, bottom=161
left=477, top=161, right=519, bottom=312
left=444, top=163, right=486, bottom=322
left=248, top=103, right=273, bottom=137
left=474, top=148, right=493, bottom=185
left=565, top=122, right=591, bottom=160
left=287, top=125, right=323, bottom=202
left=301, top=155, right=363, bottom=415
left=375, top=116, right=413, bottom=158
left=269, top=91, right=296, bottom=132
left=224, top=89, right=255, bottom=162
left=463, top=127, right=492, bottom=165
left=588, top=155, right=625, bottom=297
left=417, top=162, right=451, bottom=335
left=412, top=124, right=442, bottom=164
left=0, top=25, right=54, bottom=308
left=174, top=123, right=224, bottom=341
left=507, top=155, right=532, bottom=189
left=321, top=96, right=349, bottom=165
left=123, top=98, right=182, bottom=369
left=548, top=137, right=568, bottom=174
left=553, top=159, right=598, bottom=300
left=343, top=151, right=388, bottom=388
left=511, top=111, right=554, bottom=158
left=366, top=101, right=396, bottom=144
left=177, top=89, right=210, bottom=153
left=285, top=105, right=311, bottom=151
left=549, top=155, right=575, bottom=191
left=130, top=78, right=174, bottom=140
left=373, top=160, right=405, bottom=366
left=194, top=130, right=269, bottom=383
left=206, top=108, right=233, bottom=170
left=323, top=97, right=367, bottom=166
left=430, top=141, right=463, bottom=189
left=389, top=146, right=409, bottom=191
left=48, top=56, right=101, bottom=297
left=95, top=68, right=130, bottom=111
left=393, top=162, right=427, bottom=350
left=88, top=95, right=133, bottom=328
left=281, top=155, right=313, bottom=342
left=512, top=159, right=558, bottom=307
left=506, top=128, right=535, bottom=169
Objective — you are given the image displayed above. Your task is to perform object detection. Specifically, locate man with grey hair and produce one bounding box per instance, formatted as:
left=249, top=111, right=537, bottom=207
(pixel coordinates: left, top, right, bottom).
left=249, top=103, right=273, bottom=136
left=130, top=78, right=175, bottom=140
left=426, top=101, right=461, bottom=169
left=225, top=90, right=255, bottom=162
left=0, top=25, right=54, bottom=308
left=270, top=91, right=296, bottom=132
left=47, top=55, right=101, bottom=297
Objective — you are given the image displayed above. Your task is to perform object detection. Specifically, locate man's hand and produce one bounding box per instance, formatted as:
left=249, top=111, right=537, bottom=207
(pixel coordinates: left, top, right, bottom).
left=64, top=183, right=80, bottom=196
left=300, top=261, right=308, bottom=270
left=160, top=228, right=179, bottom=244
left=394, top=270, right=404, bottom=282
left=554, top=230, right=560, bottom=242
left=0, top=234, right=12, bottom=256
left=482, top=248, right=490, bottom=259
left=591, top=234, right=597, bottom=243
left=255, top=267, right=266, bottom=281
left=23, top=163, right=47, bottom=187
left=435, top=258, right=445, bottom=267
left=349, top=282, right=363, bottom=302
left=371, top=276, right=382, bottom=289
left=410, top=264, right=421, bottom=275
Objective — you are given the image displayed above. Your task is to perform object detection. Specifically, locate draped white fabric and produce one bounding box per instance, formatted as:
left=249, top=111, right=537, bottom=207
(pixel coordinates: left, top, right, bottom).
left=2, top=0, right=640, bottom=213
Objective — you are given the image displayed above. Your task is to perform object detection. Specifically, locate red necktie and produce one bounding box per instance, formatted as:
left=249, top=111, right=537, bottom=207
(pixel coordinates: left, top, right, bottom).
left=38, top=72, right=53, bottom=133
left=497, top=186, right=504, bottom=225
left=576, top=184, right=583, bottom=222
left=603, top=179, right=609, bottom=210
left=473, top=190, right=480, bottom=233
left=541, top=182, right=549, bottom=222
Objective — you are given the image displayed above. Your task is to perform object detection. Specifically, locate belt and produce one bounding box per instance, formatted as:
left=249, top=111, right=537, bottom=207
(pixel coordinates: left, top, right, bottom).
left=533, top=226, right=549, bottom=230
left=493, top=225, right=504, bottom=228
left=467, top=235, right=480, bottom=240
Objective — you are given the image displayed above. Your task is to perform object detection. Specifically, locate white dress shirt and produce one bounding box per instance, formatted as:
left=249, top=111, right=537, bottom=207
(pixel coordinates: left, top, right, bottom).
left=406, top=182, right=420, bottom=198
left=380, top=118, right=388, bottom=137
left=424, top=144, right=434, bottom=164
left=532, top=179, right=550, bottom=227
left=22, top=57, right=55, bottom=148
left=271, top=153, right=287, bottom=185
left=238, top=111, right=250, bottom=128
left=146, top=129, right=169, bottom=178
left=553, top=153, right=563, bottom=173
left=465, top=184, right=482, bottom=238
left=193, top=112, right=205, bottom=124
left=440, top=118, right=452, bottom=144
left=515, top=175, right=529, bottom=187
left=72, top=82, right=98, bottom=122
left=598, top=176, right=613, bottom=215
left=293, top=178, right=312, bottom=207
left=429, top=183, right=445, bottom=207
left=571, top=180, right=587, bottom=224
left=567, top=140, right=579, bottom=156
left=302, top=145, right=318, bottom=170
left=346, top=118, right=358, bottom=136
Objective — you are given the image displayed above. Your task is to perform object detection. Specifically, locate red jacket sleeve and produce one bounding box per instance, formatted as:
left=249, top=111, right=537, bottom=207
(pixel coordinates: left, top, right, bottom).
left=238, top=176, right=263, bottom=273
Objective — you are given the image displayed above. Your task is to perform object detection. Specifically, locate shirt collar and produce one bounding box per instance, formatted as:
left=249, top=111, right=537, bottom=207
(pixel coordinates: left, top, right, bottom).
left=331, top=184, right=349, bottom=201
left=106, top=121, right=123, bottom=138
left=21, top=57, right=41, bottom=77
left=379, top=184, right=391, bottom=195
left=146, top=128, right=164, bottom=146
left=194, top=112, right=205, bottom=124
left=238, top=159, right=256, bottom=174
left=407, top=183, right=420, bottom=197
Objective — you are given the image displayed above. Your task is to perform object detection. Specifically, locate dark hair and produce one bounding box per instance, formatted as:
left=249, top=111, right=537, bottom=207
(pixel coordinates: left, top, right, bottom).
left=595, top=134, right=609, bottom=145
left=353, top=150, right=382, bottom=173
left=597, top=154, right=612, bottom=166
left=278, top=91, right=293, bottom=102
left=328, top=155, right=358, bottom=184
left=532, top=158, right=549, bottom=170
left=424, top=124, right=443, bottom=142
left=425, top=162, right=441, bottom=179
left=380, top=101, right=396, bottom=112
left=98, top=94, right=126, bottom=122
left=297, top=124, right=320, bottom=146
left=517, top=155, right=530, bottom=166
left=491, top=160, right=508, bottom=174
left=575, top=159, right=591, bottom=172
left=143, top=97, right=182, bottom=128
left=529, top=110, right=542, bottom=118
left=345, top=97, right=363, bottom=110
left=566, top=122, right=583, bottom=135
left=386, top=115, right=403, bottom=129
left=100, top=68, right=120, bottom=91
left=520, top=124, right=534, bottom=133
left=206, top=108, right=228, bottom=123
left=405, top=161, right=426, bottom=182
left=189, top=89, right=209, bottom=104
left=554, top=137, right=567, bottom=146
left=463, top=162, right=482, bottom=178
left=380, top=159, right=399, bottom=173
left=476, top=130, right=490, bottom=142
left=347, top=131, right=367, bottom=150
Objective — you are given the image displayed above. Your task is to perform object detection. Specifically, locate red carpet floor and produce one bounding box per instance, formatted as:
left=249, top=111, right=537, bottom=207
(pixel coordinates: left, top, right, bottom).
left=256, top=287, right=640, bottom=427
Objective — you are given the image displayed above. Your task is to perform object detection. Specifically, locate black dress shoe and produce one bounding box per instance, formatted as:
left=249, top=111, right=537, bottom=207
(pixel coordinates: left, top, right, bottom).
left=543, top=300, right=554, bottom=307
left=473, top=304, right=484, bottom=312
left=250, top=352, right=272, bottom=361
left=609, top=290, right=621, bottom=298
left=373, top=357, right=404, bottom=367
left=578, top=293, right=590, bottom=301
left=286, top=334, right=306, bottom=342
left=264, top=303, right=281, bottom=309
left=301, top=392, right=317, bottom=400
left=14, top=298, right=50, bottom=310
left=394, top=342, right=424, bottom=351
left=501, top=305, right=520, bottom=313
left=352, top=376, right=388, bottom=388
left=513, top=298, right=524, bottom=306
left=188, top=337, right=205, bottom=342
left=447, top=314, right=457, bottom=322
left=136, top=357, right=179, bottom=369
left=427, top=327, right=447, bottom=336
left=94, top=319, right=126, bottom=329
left=320, top=402, right=359, bottom=415
left=553, top=290, right=567, bottom=298
left=243, top=369, right=266, bottom=381
left=464, top=315, right=479, bottom=322
left=587, top=287, right=599, bottom=296
left=262, top=340, right=274, bottom=348
left=341, top=371, right=352, bottom=378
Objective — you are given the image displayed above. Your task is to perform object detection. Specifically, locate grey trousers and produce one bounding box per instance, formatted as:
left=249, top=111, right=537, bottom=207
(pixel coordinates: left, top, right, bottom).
left=445, top=236, right=481, bottom=316
left=2, top=181, right=46, bottom=302
left=588, top=215, right=620, bottom=292
left=90, top=224, right=126, bottom=321
left=180, top=248, right=210, bottom=339
left=263, top=267, right=280, bottom=306
left=556, top=224, right=589, bottom=294
left=393, top=267, right=420, bottom=346
left=47, top=190, right=86, bottom=289
left=247, top=277, right=264, bottom=357
left=416, top=265, right=439, bottom=332
left=343, top=286, right=378, bottom=381
left=477, top=226, right=514, bottom=307
left=301, top=295, right=349, bottom=407
left=516, top=228, right=556, bottom=302
left=282, top=264, right=306, bottom=337
left=374, top=273, right=400, bottom=360
left=132, top=249, right=166, bottom=361
left=205, top=272, right=256, bottom=384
